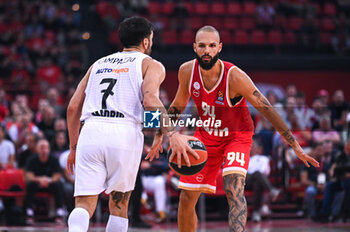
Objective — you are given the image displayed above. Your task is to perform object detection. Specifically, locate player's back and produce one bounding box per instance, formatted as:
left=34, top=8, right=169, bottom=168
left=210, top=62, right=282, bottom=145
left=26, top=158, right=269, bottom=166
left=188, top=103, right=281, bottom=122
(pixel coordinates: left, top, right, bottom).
left=81, top=51, right=149, bottom=125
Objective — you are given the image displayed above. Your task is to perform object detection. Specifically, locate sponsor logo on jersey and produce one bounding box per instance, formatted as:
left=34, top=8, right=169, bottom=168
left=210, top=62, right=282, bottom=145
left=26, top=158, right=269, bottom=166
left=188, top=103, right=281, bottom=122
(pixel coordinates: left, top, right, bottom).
left=196, top=174, right=204, bottom=182
left=97, top=57, right=136, bottom=64
left=193, top=81, right=200, bottom=90
left=96, top=68, right=129, bottom=74
left=193, top=89, right=200, bottom=97
left=143, top=109, right=161, bottom=128
left=91, top=109, right=125, bottom=118
left=217, top=90, right=224, bottom=101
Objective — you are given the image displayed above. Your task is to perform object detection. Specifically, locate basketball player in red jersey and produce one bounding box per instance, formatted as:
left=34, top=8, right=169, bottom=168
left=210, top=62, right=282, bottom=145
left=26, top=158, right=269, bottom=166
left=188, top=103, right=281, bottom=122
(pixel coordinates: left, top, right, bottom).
left=146, top=26, right=319, bottom=232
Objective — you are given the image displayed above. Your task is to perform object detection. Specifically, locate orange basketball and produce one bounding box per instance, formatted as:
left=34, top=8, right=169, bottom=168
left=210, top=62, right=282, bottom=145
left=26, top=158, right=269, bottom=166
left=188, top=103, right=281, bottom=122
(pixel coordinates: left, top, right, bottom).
left=167, top=140, right=207, bottom=176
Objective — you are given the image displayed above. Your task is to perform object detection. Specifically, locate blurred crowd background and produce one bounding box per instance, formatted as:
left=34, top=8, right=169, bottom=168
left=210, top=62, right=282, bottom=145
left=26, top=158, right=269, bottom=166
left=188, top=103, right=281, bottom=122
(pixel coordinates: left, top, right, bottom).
left=0, top=0, right=349, bottom=228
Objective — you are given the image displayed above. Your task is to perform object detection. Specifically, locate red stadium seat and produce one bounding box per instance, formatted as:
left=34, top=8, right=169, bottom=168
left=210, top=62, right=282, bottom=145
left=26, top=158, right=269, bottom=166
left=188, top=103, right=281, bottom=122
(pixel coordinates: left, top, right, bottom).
left=0, top=168, right=25, bottom=190
left=188, top=17, right=204, bottom=30
left=184, top=2, right=194, bottom=15
left=180, top=29, right=195, bottom=45
left=240, top=17, right=256, bottom=30
left=205, top=17, right=223, bottom=30
left=288, top=17, right=303, bottom=31
left=211, top=2, right=226, bottom=15
left=268, top=30, right=283, bottom=45
left=233, top=30, right=248, bottom=44
left=161, top=2, right=175, bottom=15
left=227, top=2, right=242, bottom=15
left=109, top=30, right=120, bottom=46
left=243, top=2, right=257, bottom=15
left=284, top=31, right=297, bottom=45
left=108, top=5, right=120, bottom=20
left=219, top=30, right=232, bottom=44
left=251, top=30, right=267, bottom=44
left=323, top=3, right=337, bottom=16
left=162, top=30, right=178, bottom=45
left=319, top=32, right=332, bottom=45
left=321, top=18, right=335, bottom=31
left=224, top=17, right=239, bottom=30
left=194, top=2, right=210, bottom=15
left=0, top=168, right=25, bottom=197
left=147, top=2, right=161, bottom=15
left=96, top=1, right=110, bottom=18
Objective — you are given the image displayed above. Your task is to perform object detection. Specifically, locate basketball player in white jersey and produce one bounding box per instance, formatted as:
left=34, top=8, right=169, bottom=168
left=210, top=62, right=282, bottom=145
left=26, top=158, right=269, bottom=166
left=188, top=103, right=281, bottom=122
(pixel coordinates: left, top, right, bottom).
left=66, top=17, right=198, bottom=232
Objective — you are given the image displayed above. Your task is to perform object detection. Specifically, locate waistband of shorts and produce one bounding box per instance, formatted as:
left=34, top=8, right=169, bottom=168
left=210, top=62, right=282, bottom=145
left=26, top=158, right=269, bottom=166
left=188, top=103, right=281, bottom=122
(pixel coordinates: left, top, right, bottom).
left=83, top=117, right=143, bottom=129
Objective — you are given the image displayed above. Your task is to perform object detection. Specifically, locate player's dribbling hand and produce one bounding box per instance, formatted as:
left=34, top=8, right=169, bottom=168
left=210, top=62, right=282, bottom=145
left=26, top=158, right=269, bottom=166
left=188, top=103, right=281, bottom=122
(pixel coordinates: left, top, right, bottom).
left=67, top=151, right=76, bottom=175
left=168, top=132, right=200, bottom=168
left=145, top=133, right=163, bottom=161
left=293, top=145, right=320, bottom=168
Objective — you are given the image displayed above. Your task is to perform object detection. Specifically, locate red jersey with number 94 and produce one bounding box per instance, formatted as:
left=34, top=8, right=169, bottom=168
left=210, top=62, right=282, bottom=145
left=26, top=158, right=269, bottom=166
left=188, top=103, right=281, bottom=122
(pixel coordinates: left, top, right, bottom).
left=189, top=59, right=254, bottom=142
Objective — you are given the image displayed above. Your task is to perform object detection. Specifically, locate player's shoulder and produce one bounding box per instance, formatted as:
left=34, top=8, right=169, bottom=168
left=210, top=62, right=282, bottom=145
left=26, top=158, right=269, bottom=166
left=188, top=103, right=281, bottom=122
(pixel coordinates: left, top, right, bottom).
left=179, top=60, right=195, bottom=75
left=142, top=57, right=165, bottom=76
left=221, top=60, right=235, bottom=69
left=227, top=64, right=248, bottom=82
left=143, top=57, right=165, bottom=69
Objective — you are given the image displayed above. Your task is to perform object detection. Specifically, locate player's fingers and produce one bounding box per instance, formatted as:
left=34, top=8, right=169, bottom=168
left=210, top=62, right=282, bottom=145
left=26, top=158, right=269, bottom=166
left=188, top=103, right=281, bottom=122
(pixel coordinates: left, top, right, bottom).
left=308, top=157, right=320, bottom=167
left=182, top=149, right=191, bottom=167
left=68, top=163, right=73, bottom=175
left=71, top=164, right=75, bottom=175
left=303, top=159, right=310, bottom=168
left=145, top=152, right=152, bottom=161
left=169, top=150, right=175, bottom=162
left=177, top=151, right=182, bottom=168
left=148, top=149, right=157, bottom=161
left=187, top=147, right=199, bottom=160
left=156, top=149, right=160, bottom=159
left=159, top=145, right=163, bottom=153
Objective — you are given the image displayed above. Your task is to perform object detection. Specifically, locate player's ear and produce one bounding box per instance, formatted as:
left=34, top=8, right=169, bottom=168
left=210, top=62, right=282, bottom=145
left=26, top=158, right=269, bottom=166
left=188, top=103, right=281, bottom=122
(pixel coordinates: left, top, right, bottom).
left=193, top=43, right=196, bottom=53
left=142, top=38, right=149, bottom=50
left=218, top=42, right=222, bottom=53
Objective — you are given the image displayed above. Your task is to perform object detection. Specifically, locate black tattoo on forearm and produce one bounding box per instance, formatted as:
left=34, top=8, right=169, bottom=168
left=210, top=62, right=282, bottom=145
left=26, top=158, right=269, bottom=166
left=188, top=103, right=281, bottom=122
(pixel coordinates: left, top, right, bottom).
left=282, top=129, right=296, bottom=145
left=110, top=191, right=131, bottom=209
left=168, top=106, right=181, bottom=123
left=223, top=174, right=247, bottom=232
left=253, top=90, right=271, bottom=111
left=161, top=106, right=181, bottom=134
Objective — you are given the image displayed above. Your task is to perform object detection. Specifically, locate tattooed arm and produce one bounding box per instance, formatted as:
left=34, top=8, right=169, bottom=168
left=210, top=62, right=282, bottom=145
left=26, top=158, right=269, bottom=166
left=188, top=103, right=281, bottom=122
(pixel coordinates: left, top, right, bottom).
left=146, top=61, right=199, bottom=165
left=228, top=67, right=319, bottom=168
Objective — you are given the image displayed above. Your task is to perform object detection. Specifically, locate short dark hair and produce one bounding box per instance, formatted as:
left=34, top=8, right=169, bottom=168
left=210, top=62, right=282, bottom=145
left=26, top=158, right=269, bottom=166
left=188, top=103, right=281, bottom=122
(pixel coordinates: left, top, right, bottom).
left=196, top=25, right=220, bottom=41
left=118, top=16, right=154, bottom=48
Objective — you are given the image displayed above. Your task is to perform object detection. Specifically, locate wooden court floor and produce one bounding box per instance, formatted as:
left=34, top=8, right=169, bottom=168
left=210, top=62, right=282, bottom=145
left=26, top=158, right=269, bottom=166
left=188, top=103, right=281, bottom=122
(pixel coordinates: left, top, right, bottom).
left=0, top=220, right=350, bottom=232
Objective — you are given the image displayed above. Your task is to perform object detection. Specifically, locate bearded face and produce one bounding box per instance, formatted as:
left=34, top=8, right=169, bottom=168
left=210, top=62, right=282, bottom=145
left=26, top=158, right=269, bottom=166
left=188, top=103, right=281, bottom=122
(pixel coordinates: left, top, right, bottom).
left=196, top=52, right=219, bottom=70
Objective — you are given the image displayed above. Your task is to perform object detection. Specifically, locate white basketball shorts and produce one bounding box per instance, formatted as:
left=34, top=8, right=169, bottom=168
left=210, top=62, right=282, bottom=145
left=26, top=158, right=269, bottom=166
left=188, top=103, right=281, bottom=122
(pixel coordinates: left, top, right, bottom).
left=74, top=119, right=143, bottom=196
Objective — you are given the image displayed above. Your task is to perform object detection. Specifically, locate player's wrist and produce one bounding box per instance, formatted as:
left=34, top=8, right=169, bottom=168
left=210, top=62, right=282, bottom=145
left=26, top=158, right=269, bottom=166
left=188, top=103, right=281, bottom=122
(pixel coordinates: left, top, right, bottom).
left=70, top=144, right=77, bottom=151
left=166, top=131, right=178, bottom=138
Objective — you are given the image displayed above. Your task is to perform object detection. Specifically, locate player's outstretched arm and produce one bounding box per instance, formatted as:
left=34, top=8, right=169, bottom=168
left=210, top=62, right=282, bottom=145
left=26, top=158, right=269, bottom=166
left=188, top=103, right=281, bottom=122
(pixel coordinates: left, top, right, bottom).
left=145, top=61, right=199, bottom=166
left=66, top=65, right=92, bottom=174
left=229, top=67, right=319, bottom=168
left=142, top=58, right=169, bottom=161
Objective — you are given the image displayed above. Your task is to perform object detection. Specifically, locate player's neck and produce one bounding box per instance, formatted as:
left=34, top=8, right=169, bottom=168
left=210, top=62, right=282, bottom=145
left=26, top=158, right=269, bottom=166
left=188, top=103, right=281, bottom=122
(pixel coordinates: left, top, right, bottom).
left=123, top=47, right=144, bottom=53
left=199, top=59, right=222, bottom=79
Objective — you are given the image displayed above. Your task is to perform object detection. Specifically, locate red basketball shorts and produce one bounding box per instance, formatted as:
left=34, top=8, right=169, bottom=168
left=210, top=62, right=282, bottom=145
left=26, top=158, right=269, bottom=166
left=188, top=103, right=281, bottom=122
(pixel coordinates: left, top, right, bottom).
left=178, top=132, right=253, bottom=194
